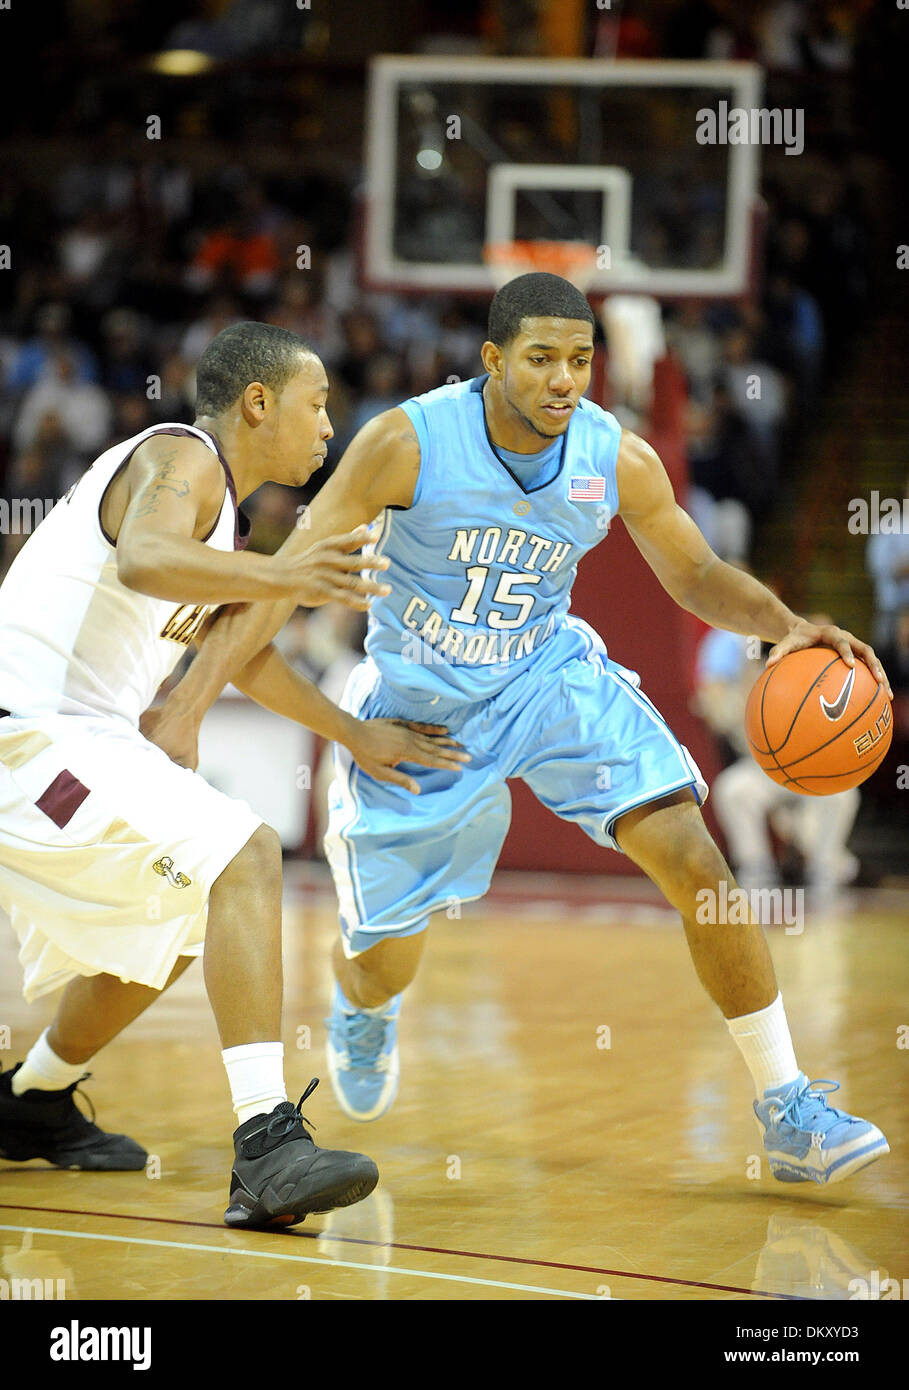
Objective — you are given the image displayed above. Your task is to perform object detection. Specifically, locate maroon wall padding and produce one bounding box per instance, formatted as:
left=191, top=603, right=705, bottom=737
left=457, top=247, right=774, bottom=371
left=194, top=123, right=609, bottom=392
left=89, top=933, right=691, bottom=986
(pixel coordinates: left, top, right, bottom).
left=500, top=356, right=723, bottom=874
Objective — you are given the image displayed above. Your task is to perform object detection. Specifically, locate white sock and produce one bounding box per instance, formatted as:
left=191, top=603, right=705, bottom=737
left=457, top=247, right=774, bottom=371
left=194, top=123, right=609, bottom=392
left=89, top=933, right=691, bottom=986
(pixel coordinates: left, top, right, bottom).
left=222, top=1042, right=287, bottom=1126
left=12, top=1029, right=88, bottom=1095
left=726, top=993, right=800, bottom=1097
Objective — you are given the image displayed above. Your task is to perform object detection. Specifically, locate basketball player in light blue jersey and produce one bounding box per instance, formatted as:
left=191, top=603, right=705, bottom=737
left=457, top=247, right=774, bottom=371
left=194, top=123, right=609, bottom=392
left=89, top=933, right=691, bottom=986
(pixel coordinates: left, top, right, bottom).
left=153, top=275, right=893, bottom=1187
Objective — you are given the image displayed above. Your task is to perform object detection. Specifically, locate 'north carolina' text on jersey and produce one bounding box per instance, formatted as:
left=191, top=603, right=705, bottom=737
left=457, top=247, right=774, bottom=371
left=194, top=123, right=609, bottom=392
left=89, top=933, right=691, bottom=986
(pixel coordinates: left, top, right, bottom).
left=364, top=375, right=622, bottom=701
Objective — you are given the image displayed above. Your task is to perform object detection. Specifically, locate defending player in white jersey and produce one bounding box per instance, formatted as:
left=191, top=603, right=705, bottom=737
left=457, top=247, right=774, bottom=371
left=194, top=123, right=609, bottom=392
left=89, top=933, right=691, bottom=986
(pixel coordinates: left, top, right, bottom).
left=147, top=280, right=892, bottom=1188
left=0, top=320, right=466, bottom=1228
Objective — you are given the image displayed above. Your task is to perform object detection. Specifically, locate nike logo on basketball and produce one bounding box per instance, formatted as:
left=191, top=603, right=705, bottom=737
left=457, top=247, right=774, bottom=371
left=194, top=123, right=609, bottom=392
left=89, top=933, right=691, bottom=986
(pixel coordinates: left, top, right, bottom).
left=819, top=669, right=855, bottom=722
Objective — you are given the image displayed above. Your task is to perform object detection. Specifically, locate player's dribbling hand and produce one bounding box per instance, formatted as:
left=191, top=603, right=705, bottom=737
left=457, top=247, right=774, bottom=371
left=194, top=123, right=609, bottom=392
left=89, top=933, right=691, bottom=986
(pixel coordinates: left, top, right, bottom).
left=345, top=718, right=471, bottom=794
left=274, top=525, right=392, bottom=610
left=767, top=618, right=893, bottom=699
left=140, top=702, right=201, bottom=770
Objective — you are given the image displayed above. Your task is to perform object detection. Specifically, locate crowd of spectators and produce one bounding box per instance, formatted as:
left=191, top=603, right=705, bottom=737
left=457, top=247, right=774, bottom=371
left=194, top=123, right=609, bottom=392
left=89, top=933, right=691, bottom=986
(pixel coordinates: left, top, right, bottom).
left=0, top=1, right=891, bottom=646
left=664, top=171, right=865, bottom=566
left=0, top=151, right=873, bottom=576
left=0, top=169, right=491, bottom=584
left=592, top=0, right=874, bottom=69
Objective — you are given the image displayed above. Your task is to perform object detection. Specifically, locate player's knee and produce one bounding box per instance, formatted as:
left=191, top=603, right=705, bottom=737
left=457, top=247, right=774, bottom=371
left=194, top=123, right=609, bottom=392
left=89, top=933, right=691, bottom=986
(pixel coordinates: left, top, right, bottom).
left=355, top=938, right=422, bottom=999
left=371, top=960, right=418, bottom=999
left=681, top=836, right=731, bottom=898
left=227, top=823, right=282, bottom=888
left=657, top=827, right=729, bottom=904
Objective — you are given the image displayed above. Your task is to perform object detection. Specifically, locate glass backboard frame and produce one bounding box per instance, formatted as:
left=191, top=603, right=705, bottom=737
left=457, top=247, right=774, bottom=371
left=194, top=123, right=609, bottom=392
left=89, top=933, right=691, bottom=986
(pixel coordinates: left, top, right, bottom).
left=364, top=57, right=764, bottom=298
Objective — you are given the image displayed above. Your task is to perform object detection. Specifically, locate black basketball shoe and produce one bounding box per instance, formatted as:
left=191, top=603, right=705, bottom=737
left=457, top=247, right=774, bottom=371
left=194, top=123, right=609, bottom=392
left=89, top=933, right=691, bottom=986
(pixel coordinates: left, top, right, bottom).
left=224, top=1078, right=379, bottom=1230
left=0, top=1063, right=147, bottom=1170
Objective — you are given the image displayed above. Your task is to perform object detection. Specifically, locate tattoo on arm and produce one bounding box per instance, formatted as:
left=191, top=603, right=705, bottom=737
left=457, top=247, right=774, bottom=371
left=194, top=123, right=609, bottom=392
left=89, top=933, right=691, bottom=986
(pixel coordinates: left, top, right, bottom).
left=131, top=450, right=192, bottom=519
left=397, top=424, right=420, bottom=475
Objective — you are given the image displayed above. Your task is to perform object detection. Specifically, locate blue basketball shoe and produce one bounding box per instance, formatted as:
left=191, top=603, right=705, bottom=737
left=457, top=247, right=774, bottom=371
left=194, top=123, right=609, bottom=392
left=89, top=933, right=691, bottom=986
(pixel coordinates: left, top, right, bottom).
left=325, top=985, right=401, bottom=1122
left=755, top=1074, right=889, bottom=1184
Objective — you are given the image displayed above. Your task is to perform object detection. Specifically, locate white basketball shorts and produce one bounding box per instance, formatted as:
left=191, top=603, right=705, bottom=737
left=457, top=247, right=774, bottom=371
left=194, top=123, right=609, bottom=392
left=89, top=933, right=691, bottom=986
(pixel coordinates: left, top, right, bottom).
left=0, top=712, right=262, bottom=1002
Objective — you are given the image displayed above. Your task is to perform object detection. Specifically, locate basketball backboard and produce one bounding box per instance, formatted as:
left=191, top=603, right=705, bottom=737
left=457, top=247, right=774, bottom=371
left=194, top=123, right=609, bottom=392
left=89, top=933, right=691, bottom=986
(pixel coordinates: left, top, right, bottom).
left=363, top=57, right=764, bottom=299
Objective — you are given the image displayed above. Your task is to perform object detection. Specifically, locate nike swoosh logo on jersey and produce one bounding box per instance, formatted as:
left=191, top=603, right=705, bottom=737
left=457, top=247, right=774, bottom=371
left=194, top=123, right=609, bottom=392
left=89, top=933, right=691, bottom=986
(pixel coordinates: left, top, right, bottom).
left=819, top=668, right=855, bottom=721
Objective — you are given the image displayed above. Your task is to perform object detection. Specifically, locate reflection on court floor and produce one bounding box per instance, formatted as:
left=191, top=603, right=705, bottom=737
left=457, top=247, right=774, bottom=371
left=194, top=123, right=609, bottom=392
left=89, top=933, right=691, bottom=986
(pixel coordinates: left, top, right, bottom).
left=1, top=866, right=906, bottom=1301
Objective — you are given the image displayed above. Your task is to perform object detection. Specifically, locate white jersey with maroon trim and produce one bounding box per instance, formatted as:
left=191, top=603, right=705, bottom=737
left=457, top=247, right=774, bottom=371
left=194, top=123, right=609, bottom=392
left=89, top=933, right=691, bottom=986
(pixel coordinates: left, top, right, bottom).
left=0, top=423, right=249, bottom=725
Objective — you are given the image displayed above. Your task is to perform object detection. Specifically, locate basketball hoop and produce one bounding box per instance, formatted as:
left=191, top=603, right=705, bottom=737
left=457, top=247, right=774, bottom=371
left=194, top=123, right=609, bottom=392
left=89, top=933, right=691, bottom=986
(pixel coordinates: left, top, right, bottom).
left=483, top=240, right=599, bottom=293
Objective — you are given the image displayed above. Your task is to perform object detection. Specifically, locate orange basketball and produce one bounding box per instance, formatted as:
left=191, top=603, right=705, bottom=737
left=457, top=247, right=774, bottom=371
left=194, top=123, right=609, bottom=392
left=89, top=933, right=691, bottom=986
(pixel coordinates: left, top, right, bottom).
left=744, top=648, right=892, bottom=795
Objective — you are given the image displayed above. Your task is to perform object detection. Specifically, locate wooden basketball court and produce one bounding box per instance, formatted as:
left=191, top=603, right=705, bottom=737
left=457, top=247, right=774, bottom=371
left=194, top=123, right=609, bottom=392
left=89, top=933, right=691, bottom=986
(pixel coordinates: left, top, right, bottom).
left=1, top=865, right=906, bottom=1303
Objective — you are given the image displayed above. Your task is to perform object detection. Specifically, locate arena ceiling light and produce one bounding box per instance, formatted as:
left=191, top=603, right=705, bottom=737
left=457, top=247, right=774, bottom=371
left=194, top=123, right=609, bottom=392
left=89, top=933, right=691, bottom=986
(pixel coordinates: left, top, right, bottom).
left=415, top=146, right=443, bottom=172
left=148, top=50, right=214, bottom=77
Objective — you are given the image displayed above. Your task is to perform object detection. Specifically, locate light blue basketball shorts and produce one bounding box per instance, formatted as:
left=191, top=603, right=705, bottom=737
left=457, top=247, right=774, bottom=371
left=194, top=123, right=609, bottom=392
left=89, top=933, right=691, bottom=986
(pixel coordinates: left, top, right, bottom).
left=324, top=617, right=707, bottom=956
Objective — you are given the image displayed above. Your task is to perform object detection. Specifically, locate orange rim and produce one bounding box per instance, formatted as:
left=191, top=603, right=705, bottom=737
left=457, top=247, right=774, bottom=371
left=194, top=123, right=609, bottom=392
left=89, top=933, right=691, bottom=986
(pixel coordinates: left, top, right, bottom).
left=483, top=239, right=598, bottom=286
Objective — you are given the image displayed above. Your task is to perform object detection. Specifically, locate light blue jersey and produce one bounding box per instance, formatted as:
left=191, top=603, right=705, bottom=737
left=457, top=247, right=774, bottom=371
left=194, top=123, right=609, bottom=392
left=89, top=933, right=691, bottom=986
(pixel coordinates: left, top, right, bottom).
left=364, top=374, right=622, bottom=702
left=325, top=374, right=707, bottom=953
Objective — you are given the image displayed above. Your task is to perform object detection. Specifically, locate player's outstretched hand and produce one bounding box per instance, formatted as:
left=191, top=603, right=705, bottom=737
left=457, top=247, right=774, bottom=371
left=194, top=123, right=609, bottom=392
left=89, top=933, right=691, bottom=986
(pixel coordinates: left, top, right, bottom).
left=767, top=618, right=893, bottom=699
left=345, top=718, right=471, bottom=794
left=140, top=702, right=201, bottom=770
left=275, top=525, right=392, bottom=610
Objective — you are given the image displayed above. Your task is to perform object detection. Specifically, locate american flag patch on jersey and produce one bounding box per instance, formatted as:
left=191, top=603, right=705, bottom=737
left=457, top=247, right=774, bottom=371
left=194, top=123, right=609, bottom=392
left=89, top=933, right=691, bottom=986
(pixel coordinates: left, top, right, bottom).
left=568, top=476, right=606, bottom=502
